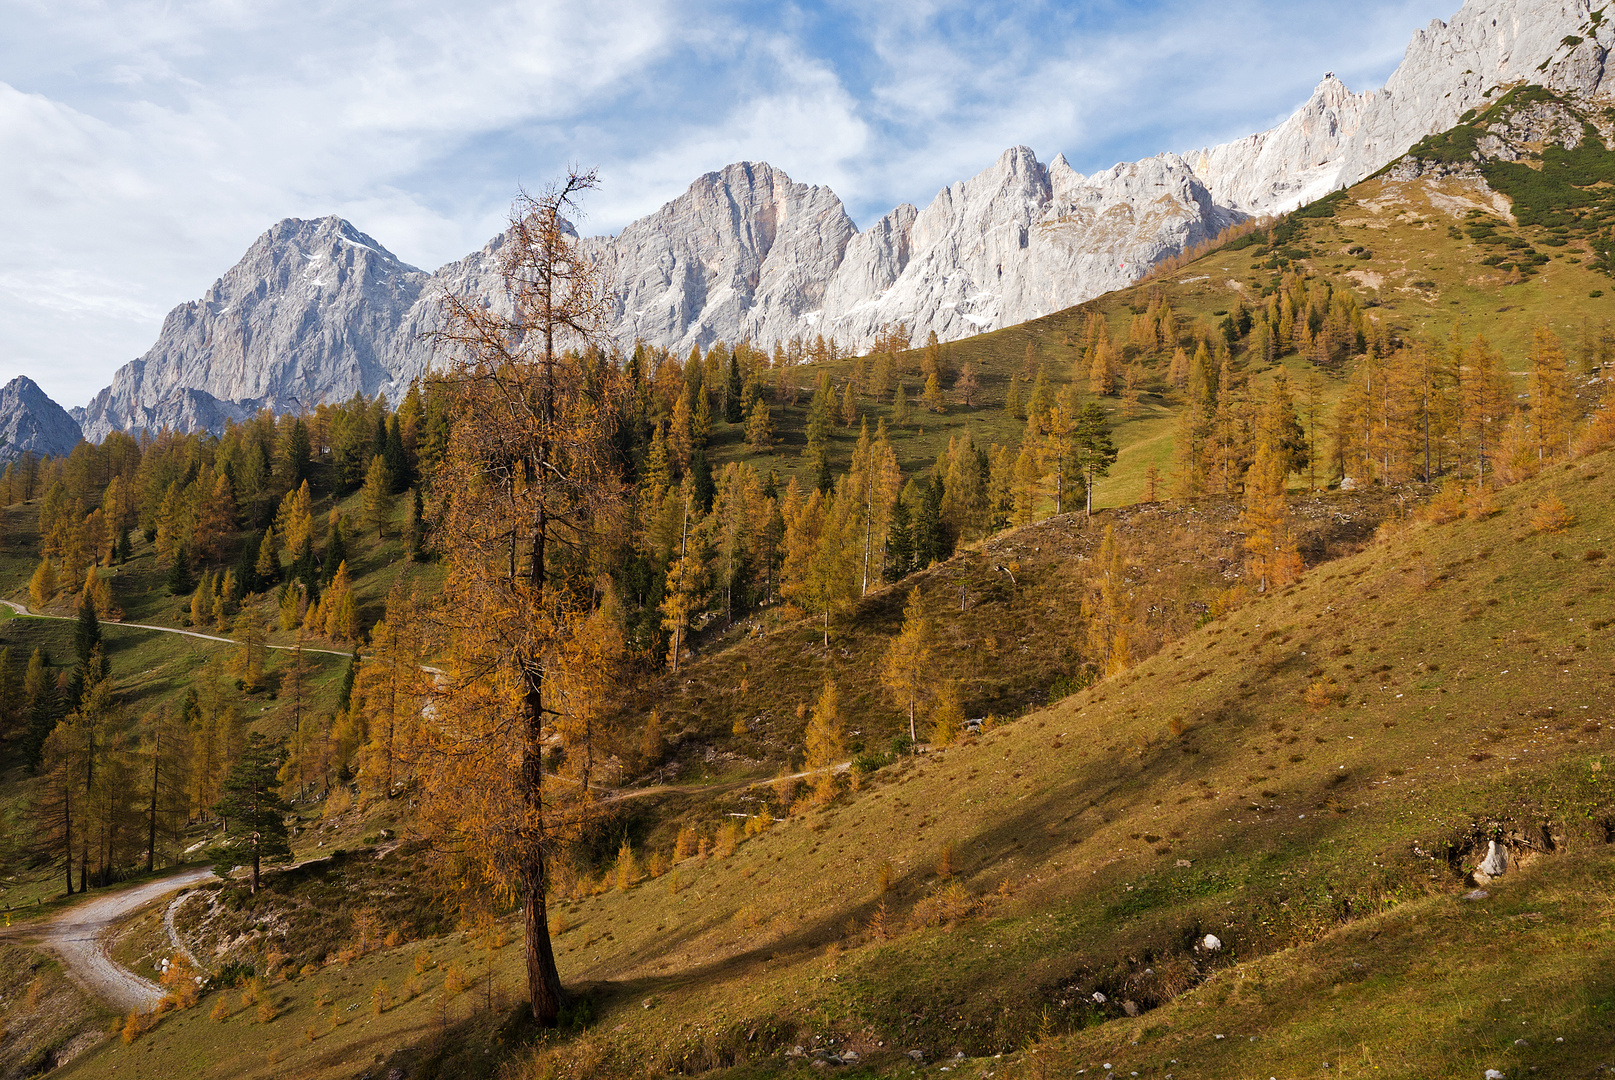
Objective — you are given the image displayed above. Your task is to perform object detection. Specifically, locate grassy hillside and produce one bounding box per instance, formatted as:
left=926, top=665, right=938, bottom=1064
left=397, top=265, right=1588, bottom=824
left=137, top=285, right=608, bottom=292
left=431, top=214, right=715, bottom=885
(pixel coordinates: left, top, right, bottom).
left=41, top=444, right=1614, bottom=1080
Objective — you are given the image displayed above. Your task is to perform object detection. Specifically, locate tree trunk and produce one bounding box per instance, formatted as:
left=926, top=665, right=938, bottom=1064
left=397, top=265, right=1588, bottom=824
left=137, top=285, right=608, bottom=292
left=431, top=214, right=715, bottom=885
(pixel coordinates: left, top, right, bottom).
left=521, top=670, right=564, bottom=1025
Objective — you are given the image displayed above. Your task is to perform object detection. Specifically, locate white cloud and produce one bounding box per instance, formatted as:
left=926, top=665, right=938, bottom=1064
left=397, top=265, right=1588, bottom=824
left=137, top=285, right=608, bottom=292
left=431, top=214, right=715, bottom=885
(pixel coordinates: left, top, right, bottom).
left=0, top=0, right=1458, bottom=409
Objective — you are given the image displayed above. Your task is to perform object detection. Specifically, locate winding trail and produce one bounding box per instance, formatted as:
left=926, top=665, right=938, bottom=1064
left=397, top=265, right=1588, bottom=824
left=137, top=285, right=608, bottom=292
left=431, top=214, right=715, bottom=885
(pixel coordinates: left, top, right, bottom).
left=0, top=597, right=353, bottom=658
left=31, top=869, right=218, bottom=1012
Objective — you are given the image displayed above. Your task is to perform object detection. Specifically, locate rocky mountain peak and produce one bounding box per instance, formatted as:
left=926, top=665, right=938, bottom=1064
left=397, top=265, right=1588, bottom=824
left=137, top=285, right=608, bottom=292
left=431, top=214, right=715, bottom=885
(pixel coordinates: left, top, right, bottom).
left=0, top=375, right=83, bottom=462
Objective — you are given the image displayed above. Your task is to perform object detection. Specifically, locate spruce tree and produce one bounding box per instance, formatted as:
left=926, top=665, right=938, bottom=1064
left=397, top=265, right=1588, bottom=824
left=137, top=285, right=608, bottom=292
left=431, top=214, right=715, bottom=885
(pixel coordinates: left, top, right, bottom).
left=885, top=498, right=914, bottom=582
left=385, top=414, right=410, bottom=492
left=213, top=732, right=291, bottom=894
left=337, top=649, right=359, bottom=713
left=167, top=548, right=194, bottom=596
left=689, top=449, right=715, bottom=514
left=21, top=647, right=58, bottom=770
left=1073, top=403, right=1119, bottom=517
left=724, top=353, right=744, bottom=423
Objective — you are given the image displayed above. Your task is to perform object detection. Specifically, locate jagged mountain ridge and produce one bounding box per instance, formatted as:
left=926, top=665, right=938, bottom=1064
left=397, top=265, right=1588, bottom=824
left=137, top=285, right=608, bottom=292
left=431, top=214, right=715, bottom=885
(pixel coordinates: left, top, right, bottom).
left=72, top=0, right=1615, bottom=440
left=0, top=376, right=84, bottom=462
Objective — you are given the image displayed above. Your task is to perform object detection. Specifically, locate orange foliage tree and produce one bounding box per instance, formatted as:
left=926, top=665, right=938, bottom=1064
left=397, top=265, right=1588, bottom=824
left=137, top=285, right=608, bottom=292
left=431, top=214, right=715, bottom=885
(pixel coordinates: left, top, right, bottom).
left=420, top=171, right=630, bottom=1026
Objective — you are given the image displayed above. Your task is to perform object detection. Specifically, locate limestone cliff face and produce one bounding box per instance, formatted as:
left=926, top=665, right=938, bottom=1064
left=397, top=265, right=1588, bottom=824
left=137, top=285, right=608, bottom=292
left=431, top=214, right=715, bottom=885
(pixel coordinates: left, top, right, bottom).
left=593, top=161, right=858, bottom=352
left=1188, top=0, right=1615, bottom=213
left=73, top=0, right=1615, bottom=438
left=0, top=376, right=83, bottom=461
left=815, top=148, right=1239, bottom=349
left=76, top=217, right=432, bottom=442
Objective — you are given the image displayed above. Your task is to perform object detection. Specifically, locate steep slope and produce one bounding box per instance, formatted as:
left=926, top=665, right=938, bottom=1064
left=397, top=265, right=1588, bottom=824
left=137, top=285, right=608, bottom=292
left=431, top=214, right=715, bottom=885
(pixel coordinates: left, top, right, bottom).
left=0, top=376, right=82, bottom=462
left=45, top=448, right=1615, bottom=1080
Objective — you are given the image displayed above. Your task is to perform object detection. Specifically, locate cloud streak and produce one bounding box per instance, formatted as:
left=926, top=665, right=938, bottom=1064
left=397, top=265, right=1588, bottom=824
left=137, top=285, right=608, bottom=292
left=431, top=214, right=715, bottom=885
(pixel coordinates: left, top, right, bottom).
left=0, top=0, right=1456, bottom=407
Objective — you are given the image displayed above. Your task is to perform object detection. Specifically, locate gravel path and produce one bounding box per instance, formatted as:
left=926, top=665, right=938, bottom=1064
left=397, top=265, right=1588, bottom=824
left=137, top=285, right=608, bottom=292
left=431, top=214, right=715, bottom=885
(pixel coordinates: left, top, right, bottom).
left=0, top=597, right=352, bottom=657
left=38, top=868, right=218, bottom=1013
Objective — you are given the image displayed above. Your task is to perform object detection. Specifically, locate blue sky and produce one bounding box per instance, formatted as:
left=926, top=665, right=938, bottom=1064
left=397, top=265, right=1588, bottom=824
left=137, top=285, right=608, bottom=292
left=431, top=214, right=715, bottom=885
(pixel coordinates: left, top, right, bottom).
left=0, top=0, right=1458, bottom=407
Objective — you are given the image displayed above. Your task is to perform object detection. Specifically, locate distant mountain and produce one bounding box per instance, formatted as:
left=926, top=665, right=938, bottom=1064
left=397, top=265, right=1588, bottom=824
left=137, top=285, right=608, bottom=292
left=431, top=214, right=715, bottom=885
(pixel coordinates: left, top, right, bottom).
left=0, top=376, right=83, bottom=462
left=75, top=0, right=1615, bottom=439
left=75, top=218, right=438, bottom=443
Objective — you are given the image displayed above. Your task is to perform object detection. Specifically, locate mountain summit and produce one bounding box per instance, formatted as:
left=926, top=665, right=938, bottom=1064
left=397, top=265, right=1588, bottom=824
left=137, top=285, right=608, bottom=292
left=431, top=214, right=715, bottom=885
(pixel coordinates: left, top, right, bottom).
left=0, top=375, right=83, bottom=462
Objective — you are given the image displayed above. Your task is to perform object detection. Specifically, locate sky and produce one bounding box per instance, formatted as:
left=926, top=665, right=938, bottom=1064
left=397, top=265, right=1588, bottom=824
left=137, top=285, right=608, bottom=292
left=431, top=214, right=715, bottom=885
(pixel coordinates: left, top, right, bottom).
left=0, top=0, right=1460, bottom=409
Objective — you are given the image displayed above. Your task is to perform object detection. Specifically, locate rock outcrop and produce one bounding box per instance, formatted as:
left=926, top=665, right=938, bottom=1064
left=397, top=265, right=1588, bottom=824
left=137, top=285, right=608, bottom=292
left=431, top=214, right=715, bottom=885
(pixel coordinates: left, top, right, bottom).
left=0, top=376, right=83, bottom=462
left=72, top=0, right=1615, bottom=438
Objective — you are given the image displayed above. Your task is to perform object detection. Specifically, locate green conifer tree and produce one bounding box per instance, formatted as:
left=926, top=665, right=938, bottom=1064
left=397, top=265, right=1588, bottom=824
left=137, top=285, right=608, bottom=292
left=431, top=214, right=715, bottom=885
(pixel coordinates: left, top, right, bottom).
left=213, top=732, right=291, bottom=894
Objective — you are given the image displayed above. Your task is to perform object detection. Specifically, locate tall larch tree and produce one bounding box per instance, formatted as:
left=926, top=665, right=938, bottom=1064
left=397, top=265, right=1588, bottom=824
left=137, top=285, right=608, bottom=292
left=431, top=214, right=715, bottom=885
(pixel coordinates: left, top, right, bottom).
left=881, top=587, right=936, bottom=745
left=423, top=172, right=629, bottom=1026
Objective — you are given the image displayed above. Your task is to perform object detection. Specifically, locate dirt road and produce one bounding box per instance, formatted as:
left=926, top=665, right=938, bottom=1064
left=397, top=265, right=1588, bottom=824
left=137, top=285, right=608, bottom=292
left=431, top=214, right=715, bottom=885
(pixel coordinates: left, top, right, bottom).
left=36, top=869, right=217, bottom=1013
left=0, top=597, right=352, bottom=657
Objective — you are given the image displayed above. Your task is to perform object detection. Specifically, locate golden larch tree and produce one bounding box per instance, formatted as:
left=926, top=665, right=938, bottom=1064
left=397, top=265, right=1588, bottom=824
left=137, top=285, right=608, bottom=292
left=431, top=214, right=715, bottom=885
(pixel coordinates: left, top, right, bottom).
left=420, top=172, right=629, bottom=1026
left=880, top=587, right=935, bottom=744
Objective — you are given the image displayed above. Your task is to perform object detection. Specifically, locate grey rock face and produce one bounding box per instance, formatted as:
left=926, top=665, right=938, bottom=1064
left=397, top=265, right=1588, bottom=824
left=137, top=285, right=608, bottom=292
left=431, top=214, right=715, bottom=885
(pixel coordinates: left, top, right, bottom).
left=76, top=217, right=434, bottom=442
left=77, top=0, right=1615, bottom=439
left=594, top=161, right=858, bottom=352
left=1188, top=0, right=1615, bottom=214
left=0, top=376, right=84, bottom=462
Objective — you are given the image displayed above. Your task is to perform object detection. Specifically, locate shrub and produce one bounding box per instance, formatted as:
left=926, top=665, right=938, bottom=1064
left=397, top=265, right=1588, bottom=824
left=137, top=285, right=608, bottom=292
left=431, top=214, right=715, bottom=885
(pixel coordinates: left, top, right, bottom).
left=1303, top=679, right=1348, bottom=711
left=1532, top=495, right=1576, bottom=533
left=122, top=1010, right=159, bottom=1043
left=370, top=979, right=391, bottom=1015
left=715, top=820, right=740, bottom=858
left=443, top=962, right=470, bottom=995
left=256, top=999, right=277, bottom=1024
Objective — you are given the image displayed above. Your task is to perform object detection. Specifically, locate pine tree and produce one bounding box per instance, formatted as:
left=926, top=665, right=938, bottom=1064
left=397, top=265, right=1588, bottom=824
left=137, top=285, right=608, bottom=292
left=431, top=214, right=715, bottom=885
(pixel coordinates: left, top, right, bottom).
left=254, top=525, right=280, bottom=585
left=660, top=481, right=710, bottom=673
left=1529, top=323, right=1572, bottom=463
left=1241, top=440, right=1301, bottom=593
left=930, top=678, right=964, bottom=747
left=232, top=605, right=267, bottom=691
left=1082, top=525, right=1132, bottom=678
left=923, top=371, right=945, bottom=414
left=213, top=732, right=291, bottom=894
left=29, top=558, right=57, bottom=609
left=881, top=588, right=935, bottom=745
left=1004, top=377, right=1023, bottom=420
left=422, top=172, right=629, bottom=1027
left=954, top=364, right=980, bottom=407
